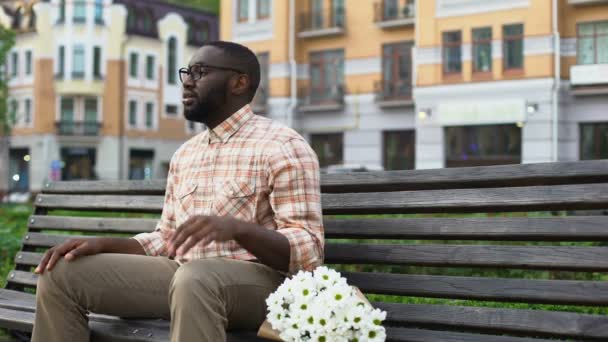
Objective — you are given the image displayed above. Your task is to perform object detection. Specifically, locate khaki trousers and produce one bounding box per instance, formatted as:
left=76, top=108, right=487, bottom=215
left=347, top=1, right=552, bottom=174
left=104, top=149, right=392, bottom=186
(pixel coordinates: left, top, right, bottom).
left=31, top=254, right=285, bottom=342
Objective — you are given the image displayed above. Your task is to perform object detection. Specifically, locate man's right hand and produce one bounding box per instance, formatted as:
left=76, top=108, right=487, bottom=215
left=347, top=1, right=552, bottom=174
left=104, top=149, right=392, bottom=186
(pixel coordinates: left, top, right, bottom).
left=35, top=238, right=105, bottom=274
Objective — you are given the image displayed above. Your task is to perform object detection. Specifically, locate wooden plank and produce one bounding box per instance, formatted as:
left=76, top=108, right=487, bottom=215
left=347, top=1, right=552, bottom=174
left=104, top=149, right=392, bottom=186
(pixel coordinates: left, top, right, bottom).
left=34, top=194, right=164, bottom=213
left=384, top=327, right=557, bottom=342
left=14, top=252, right=43, bottom=267
left=22, top=232, right=88, bottom=248
left=28, top=216, right=158, bottom=234
left=322, top=183, right=608, bottom=214
left=0, top=306, right=34, bottom=332
left=343, top=271, right=608, bottom=306
left=325, top=216, right=608, bottom=240
left=0, top=289, right=35, bottom=312
left=321, top=160, right=608, bottom=193
left=6, top=271, right=37, bottom=287
left=326, top=243, right=608, bottom=271
left=43, top=180, right=167, bottom=195
left=376, top=302, right=608, bottom=340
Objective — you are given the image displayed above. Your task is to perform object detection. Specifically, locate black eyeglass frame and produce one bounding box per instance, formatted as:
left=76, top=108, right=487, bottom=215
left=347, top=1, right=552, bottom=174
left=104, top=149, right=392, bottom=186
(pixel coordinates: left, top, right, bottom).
left=178, top=64, right=246, bottom=83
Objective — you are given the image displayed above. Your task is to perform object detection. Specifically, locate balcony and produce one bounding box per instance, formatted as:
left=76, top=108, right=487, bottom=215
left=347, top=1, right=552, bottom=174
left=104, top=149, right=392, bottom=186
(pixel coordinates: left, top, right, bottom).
left=299, top=85, right=345, bottom=113
left=251, top=86, right=268, bottom=114
left=298, top=7, right=346, bottom=39
left=374, top=0, right=415, bottom=29
left=568, top=0, right=608, bottom=5
left=56, top=121, right=101, bottom=136
left=375, top=80, right=413, bottom=108
left=570, top=64, right=608, bottom=95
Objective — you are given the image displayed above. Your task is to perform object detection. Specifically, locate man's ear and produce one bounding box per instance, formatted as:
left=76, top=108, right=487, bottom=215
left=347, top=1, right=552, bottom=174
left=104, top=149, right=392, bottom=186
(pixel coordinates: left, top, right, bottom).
left=231, top=74, right=251, bottom=96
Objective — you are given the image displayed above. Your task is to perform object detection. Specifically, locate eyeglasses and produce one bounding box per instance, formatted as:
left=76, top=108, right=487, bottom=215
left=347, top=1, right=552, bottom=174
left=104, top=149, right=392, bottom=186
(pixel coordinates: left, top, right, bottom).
left=178, top=64, right=246, bottom=83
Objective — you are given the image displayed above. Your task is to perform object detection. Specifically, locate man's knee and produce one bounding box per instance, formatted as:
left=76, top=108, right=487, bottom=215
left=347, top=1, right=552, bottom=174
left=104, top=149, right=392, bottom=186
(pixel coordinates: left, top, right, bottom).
left=36, top=258, right=73, bottom=298
left=169, top=258, right=226, bottom=303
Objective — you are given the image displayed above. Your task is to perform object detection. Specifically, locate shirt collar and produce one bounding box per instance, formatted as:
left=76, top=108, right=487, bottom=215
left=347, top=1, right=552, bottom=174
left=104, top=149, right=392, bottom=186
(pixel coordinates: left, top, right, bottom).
left=208, top=104, right=254, bottom=143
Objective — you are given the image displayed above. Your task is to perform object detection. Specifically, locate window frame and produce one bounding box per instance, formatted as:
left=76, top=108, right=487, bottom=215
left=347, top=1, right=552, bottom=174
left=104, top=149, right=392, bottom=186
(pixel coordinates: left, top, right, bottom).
left=503, top=23, right=524, bottom=72
left=93, top=46, right=102, bottom=79
left=577, top=20, right=608, bottom=65
left=309, top=49, right=345, bottom=105
left=381, top=41, right=413, bottom=100
left=129, top=52, right=139, bottom=79
left=146, top=55, right=155, bottom=80
left=445, top=124, right=522, bottom=168
left=128, top=100, right=138, bottom=128
left=72, top=45, right=86, bottom=79
left=472, top=27, right=493, bottom=74
left=383, top=130, right=416, bottom=171
left=238, top=0, right=250, bottom=23
left=257, top=0, right=271, bottom=20
left=73, top=0, right=87, bottom=23
left=310, top=133, right=344, bottom=168
left=580, top=122, right=608, bottom=160
left=442, top=30, right=462, bottom=75
left=167, top=37, right=177, bottom=85
left=25, top=50, right=32, bottom=76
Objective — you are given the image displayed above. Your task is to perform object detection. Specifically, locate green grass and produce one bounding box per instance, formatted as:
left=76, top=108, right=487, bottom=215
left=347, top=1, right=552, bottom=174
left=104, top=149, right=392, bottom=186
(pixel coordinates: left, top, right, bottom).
left=165, top=0, right=220, bottom=14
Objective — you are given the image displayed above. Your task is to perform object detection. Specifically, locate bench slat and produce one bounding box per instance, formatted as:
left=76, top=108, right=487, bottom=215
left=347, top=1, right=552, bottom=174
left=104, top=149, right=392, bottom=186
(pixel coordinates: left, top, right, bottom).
left=344, top=271, right=608, bottom=306
left=326, top=243, right=608, bottom=271
left=322, top=183, right=608, bottom=214
left=322, top=160, right=608, bottom=193
left=325, top=216, right=608, bottom=240
left=22, top=232, right=88, bottom=248
left=385, top=327, right=557, bottom=342
left=14, top=251, right=43, bottom=267
left=376, top=302, right=608, bottom=340
left=28, top=216, right=158, bottom=234
left=43, top=161, right=608, bottom=194
left=7, top=270, right=37, bottom=287
left=35, top=194, right=164, bottom=213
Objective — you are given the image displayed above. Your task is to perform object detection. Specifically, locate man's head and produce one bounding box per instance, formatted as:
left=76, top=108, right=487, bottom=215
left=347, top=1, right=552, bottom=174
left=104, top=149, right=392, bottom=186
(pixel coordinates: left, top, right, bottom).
left=180, top=41, right=260, bottom=127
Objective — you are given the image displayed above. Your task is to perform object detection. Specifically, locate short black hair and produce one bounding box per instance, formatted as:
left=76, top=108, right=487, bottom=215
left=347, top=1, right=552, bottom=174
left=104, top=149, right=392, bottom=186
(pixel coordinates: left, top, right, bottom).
left=204, top=41, right=260, bottom=102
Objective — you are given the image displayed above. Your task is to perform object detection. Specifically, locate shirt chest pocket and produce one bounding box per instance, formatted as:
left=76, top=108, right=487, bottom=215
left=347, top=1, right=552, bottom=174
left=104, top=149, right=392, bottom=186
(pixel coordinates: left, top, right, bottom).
left=213, top=179, right=257, bottom=221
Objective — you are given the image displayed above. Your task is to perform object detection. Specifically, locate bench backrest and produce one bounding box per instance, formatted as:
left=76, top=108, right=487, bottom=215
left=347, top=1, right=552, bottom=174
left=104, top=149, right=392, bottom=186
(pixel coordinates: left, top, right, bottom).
left=6, top=160, right=608, bottom=341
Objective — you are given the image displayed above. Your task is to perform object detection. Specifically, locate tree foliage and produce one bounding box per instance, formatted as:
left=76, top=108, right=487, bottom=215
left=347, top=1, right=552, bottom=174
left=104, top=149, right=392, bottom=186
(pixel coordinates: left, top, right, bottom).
left=0, top=26, right=16, bottom=136
left=165, top=0, right=219, bottom=14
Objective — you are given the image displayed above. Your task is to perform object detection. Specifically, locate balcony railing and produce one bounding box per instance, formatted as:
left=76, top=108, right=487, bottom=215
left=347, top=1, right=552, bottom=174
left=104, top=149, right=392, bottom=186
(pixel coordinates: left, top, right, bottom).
left=56, top=121, right=101, bottom=136
left=568, top=0, right=608, bottom=5
left=375, top=80, right=413, bottom=107
left=251, top=86, right=268, bottom=113
left=374, top=0, right=415, bottom=28
left=298, top=7, right=346, bottom=38
left=299, top=84, right=345, bottom=112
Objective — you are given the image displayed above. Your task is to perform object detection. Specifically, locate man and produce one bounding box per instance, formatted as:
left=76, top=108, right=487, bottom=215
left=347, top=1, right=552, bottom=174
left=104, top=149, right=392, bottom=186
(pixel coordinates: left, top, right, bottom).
left=32, top=41, right=324, bottom=342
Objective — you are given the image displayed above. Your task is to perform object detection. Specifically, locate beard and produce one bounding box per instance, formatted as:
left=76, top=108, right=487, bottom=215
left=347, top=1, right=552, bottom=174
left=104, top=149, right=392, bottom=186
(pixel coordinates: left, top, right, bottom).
left=183, top=81, right=228, bottom=124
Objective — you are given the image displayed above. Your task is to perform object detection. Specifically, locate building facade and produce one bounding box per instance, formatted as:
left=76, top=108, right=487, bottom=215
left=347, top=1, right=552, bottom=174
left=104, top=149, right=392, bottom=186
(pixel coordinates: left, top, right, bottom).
left=0, top=0, right=218, bottom=195
left=221, top=0, right=608, bottom=171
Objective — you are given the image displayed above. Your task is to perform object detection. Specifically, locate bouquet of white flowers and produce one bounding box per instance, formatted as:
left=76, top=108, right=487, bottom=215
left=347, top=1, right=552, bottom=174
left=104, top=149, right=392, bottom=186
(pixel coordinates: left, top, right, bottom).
left=259, top=266, right=387, bottom=342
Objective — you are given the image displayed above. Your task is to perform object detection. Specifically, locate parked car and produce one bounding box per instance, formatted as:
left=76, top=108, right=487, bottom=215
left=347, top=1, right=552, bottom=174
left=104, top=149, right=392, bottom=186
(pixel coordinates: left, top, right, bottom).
left=323, top=164, right=384, bottom=174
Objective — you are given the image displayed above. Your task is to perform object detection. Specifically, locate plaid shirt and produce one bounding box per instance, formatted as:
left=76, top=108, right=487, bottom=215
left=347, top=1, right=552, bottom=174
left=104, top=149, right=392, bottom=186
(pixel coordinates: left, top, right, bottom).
left=133, top=105, right=324, bottom=274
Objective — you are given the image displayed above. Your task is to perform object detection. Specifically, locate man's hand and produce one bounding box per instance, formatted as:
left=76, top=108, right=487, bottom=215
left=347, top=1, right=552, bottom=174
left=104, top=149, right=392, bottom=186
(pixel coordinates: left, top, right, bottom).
left=35, top=238, right=105, bottom=274
left=168, top=215, right=244, bottom=258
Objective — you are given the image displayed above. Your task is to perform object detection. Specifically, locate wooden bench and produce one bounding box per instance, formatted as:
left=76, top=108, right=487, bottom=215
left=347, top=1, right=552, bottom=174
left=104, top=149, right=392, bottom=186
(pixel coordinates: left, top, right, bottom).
left=1, top=160, right=608, bottom=341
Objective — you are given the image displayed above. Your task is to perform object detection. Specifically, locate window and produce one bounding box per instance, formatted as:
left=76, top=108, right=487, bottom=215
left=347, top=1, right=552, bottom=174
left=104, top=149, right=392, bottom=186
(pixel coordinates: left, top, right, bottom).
left=442, top=30, right=461, bottom=74
left=383, top=130, right=415, bottom=170
left=473, top=27, right=492, bottom=72
left=312, top=0, right=323, bottom=29
left=61, top=147, right=97, bottom=180
left=84, top=98, right=98, bottom=135
left=445, top=124, right=521, bottom=168
left=381, top=42, right=412, bottom=100
left=60, top=97, right=74, bottom=134
left=309, top=49, right=344, bottom=104
left=73, top=0, right=86, bottom=22
left=503, top=24, right=524, bottom=70
left=129, top=149, right=155, bottom=180
left=145, top=102, right=154, bottom=129
left=72, top=45, right=85, bottom=79
left=57, top=46, right=65, bottom=78
left=129, top=100, right=138, bottom=127
left=165, top=104, right=178, bottom=116
left=25, top=50, right=32, bottom=76
left=580, top=123, right=608, bottom=160
left=257, top=0, right=270, bottom=19
left=11, top=51, right=18, bottom=77
left=9, top=99, right=18, bottom=125
left=146, top=55, right=155, bottom=80
left=58, top=0, right=65, bottom=22
left=253, top=52, right=269, bottom=108
left=93, top=47, right=102, bottom=78
left=311, top=133, right=343, bottom=168
left=238, top=0, right=249, bottom=22
left=129, top=52, right=138, bottom=78
left=167, top=37, right=177, bottom=84
left=332, top=0, right=345, bottom=27
left=95, top=0, right=104, bottom=24
left=142, top=11, right=153, bottom=32
left=577, top=21, right=608, bottom=65
left=127, top=7, right=136, bottom=29
left=24, top=98, right=31, bottom=125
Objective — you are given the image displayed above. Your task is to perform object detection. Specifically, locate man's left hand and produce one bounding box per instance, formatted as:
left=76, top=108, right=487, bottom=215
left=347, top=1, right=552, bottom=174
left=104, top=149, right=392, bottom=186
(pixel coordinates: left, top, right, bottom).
left=167, top=215, right=245, bottom=257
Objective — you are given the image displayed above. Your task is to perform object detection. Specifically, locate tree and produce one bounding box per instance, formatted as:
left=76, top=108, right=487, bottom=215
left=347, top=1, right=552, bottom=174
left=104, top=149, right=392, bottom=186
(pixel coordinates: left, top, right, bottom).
left=0, top=26, right=15, bottom=138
